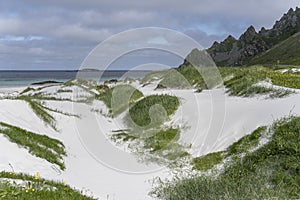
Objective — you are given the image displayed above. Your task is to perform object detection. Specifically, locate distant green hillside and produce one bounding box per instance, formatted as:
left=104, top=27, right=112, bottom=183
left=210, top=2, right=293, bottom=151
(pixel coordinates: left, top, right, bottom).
left=251, top=32, right=300, bottom=65
left=207, top=7, right=300, bottom=66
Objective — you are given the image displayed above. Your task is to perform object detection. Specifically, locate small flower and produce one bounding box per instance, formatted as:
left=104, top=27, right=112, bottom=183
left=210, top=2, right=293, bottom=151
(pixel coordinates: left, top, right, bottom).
left=63, top=181, right=67, bottom=185
left=32, top=189, right=35, bottom=192
left=35, top=172, right=40, bottom=180
left=25, top=189, right=29, bottom=193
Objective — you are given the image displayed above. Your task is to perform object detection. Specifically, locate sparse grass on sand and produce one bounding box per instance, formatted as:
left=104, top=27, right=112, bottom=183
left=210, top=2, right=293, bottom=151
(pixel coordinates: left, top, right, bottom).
left=0, top=122, right=66, bottom=170
left=57, top=89, right=73, bottom=93
left=16, top=93, right=79, bottom=131
left=155, top=65, right=298, bottom=98
left=191, top=126, right=267, bottom=171
left=221, top=66, right=295, bottom=98
left=112, top=128, right=190, bottom=165
left=112, top=94, right=190, bottom=164
left=144, top=128, right=180, bottom=152
left=23, top=98, right=58, bottom=131
left=0, top=171, right=95, bottom=200
left=96, top=84, right=143, bottom=117
left=156, top=66, right=222, bottom=90
left=151, top=116, right=300, bottom=200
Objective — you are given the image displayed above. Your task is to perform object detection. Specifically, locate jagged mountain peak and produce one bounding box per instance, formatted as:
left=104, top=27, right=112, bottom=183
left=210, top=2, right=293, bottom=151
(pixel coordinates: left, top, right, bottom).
left=179, top=48, right=215, bottom=68
left=225, top=35, right=237, bottom=41
left=246, top=25, right=256, bottom=32
left=239, top=25, right=257, bottom=41
left=206, top=7, right=300, bottom=66
left=272, top=7, right=300, bottom=32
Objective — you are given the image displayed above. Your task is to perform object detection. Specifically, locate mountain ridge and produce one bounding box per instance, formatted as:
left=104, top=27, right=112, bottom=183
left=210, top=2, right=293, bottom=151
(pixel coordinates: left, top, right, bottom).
left=206, top=7, right=300, bottom=66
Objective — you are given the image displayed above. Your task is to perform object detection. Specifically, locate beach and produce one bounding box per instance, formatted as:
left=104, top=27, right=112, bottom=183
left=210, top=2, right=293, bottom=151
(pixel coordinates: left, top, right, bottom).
left=0, top=79, right=300, bottom=199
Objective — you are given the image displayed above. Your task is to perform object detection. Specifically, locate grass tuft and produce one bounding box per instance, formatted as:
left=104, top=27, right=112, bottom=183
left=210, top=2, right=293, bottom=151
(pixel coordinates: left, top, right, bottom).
left=0, top=122, right=66, bottom=170
left=144, top=128, right=180, bottom=152
left=0, top=171, right=95, bottom=199
left=127, top=94, right=179, bottom=127
left=192, top=151, right=224, bottom=171
left=96, top=84, right=144, bottom=117
left=227, top=126, right=267, bottom=155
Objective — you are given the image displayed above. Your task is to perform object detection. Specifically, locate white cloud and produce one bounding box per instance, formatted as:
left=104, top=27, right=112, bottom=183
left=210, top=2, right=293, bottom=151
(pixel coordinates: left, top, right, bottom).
left=0, top=0, right=299, bottom=69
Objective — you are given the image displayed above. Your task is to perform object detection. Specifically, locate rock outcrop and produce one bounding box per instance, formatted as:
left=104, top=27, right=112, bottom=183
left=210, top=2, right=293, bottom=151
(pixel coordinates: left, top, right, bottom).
left=207, top=7, right=300, bottom=66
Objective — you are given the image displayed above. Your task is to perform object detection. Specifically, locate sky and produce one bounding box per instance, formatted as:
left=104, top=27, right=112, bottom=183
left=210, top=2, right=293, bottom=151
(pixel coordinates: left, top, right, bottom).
left=0, top=0, right=299, bottom=70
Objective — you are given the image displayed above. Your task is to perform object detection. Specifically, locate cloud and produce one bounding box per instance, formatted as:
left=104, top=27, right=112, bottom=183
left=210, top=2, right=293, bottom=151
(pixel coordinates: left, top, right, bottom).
left=0, top=0, right=299, bottom=69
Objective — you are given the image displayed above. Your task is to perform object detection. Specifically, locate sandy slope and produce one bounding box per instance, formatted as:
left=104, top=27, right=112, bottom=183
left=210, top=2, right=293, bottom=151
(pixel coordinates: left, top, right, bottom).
left=170, top=88, right=300, bottom=156
left=0, top=84, right=300, bottom=199
left=0, top=87, right=166, bottom=200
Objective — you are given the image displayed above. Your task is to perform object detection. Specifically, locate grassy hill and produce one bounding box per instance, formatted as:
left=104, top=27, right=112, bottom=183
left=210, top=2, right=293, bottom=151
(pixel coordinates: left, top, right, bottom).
left=151, top=116, right=300, bottom=200
left=251, top=32, right=300, bottom=65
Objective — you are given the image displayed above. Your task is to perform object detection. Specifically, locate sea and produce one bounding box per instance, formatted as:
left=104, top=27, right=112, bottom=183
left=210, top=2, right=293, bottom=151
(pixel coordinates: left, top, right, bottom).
left=0, top=70, right=151, bottom=87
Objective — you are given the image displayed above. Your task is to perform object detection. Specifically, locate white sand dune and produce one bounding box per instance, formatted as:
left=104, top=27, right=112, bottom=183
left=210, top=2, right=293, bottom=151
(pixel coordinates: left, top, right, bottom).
left=0, top=84, right=300, bottom=199
left=169, top=88, right=300, bottom=156
left=0, top=86, right=166, bottom=200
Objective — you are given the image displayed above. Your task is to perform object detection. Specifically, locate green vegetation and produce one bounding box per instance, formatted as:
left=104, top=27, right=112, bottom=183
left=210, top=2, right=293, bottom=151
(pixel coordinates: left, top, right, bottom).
left=151, top=116, right=300, bottom=200
left=269, top=72, right=300, bottom=89
left=23, top=92, right=73, bottom=102
left=0, top=122, right=66, bottom=170
left=57, top=89, right=73, bottom=93
left=192, top=151, right=224, bottom=171
left=111, top=129, right=137, bottom=142
left=156, top=69, right=193, bottom=89
left=96, top=84, right=143, bottom=116
left=112, top=94, right=188, bottom=165
left=158, top=65, right=222, bottom=90
left=127, top=94, right=179, bottom=127
left=63, top=79, right=76, bottom=87
left=15, top=92, right=79, bottom=131
left=151, top=65, right=297, bottom=98
left=144, top=128, right=180, bottom=152
left=227, top=126, right=266, bottom=155
left=140, top=70, right=169, bottom=84
left=112, top=128, right=189, bottom=163
left=0, top=171, right=95, bottom=199
left=20, top=87, right=35, bottom=95
left=221, top=66, right=296, bottom=97
left=191, top=126, right=267, bottom=171
left=64, top=78, right=97, bottom=88
left=251, top=32, right=300, bottom=65
left=23, top=98, right=57, bottom=131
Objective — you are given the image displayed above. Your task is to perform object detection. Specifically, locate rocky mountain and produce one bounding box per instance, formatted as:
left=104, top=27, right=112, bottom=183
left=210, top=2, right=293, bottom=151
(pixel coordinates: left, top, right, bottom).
left=207, top=7, right=300, bottom=66
left=179, top=48, right=216, bottom=68
left=250, top=32, right=300, bottom=65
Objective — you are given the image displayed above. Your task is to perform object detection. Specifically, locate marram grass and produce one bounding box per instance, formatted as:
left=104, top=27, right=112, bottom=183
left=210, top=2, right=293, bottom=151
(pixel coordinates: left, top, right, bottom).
left=151, top=116, right=300, bottom=200
left=0, top=122, right=66, bottom=170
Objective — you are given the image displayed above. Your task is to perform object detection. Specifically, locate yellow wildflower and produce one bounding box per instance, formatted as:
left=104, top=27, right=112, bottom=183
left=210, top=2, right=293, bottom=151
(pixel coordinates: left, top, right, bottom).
left=35, top=172, right=40, bottom=180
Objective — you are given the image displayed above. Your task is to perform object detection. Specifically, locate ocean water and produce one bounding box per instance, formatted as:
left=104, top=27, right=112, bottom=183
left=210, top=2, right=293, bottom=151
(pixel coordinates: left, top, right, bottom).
left=0, top=70, right=151, bottom=87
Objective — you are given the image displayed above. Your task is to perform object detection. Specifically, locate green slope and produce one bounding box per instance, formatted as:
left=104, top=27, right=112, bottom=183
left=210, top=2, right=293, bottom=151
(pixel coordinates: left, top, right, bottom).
left=251, top=32, right=300, bottom=65
left=151, top=116, right=300, bottom=199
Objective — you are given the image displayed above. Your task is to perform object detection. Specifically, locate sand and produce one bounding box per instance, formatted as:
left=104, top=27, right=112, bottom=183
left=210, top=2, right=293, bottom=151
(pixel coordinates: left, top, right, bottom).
left=0, top=83, right=300, bottom=199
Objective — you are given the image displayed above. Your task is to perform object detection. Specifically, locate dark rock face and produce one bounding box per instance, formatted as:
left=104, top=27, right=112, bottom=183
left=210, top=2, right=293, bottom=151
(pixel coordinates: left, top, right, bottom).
left=207, top=7, right=300, bottom=66
left=179, top=48, right=216, bottom=68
